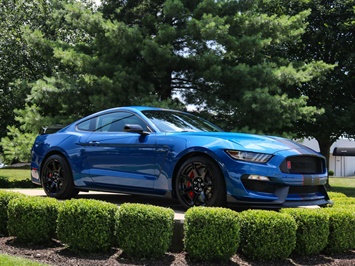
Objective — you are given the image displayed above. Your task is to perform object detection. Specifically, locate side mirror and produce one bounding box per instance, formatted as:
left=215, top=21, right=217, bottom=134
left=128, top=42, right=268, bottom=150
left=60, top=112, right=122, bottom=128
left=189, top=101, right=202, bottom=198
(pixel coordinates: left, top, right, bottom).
left=124, top=124, right=150, bottom=135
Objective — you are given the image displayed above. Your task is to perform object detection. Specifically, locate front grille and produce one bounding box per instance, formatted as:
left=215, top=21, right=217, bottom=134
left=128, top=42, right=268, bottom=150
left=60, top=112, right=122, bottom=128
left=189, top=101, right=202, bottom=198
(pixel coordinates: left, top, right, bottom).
left=242, top=178, right=324, bottom=195
left=279, top=156, right=325, bottom=174
left=242, top=179, right=280, bottom=194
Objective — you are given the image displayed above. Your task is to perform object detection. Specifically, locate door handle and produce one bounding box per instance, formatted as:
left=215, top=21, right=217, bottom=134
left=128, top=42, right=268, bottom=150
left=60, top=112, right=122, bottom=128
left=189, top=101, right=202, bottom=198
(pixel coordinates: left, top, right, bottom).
left=88, top=141, right=100, bottom=146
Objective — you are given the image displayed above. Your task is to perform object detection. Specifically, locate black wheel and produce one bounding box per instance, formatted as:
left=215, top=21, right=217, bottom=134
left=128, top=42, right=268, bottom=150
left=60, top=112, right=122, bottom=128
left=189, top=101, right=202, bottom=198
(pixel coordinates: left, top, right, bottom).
left=175, top=156, right=226, bottom=208
left=41, top=154, right=78, bottom=199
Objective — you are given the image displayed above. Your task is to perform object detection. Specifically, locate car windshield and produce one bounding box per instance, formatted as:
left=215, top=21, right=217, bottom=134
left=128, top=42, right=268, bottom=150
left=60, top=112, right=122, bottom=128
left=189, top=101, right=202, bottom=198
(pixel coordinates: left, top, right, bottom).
left=142, top=110, right=223, bottom=133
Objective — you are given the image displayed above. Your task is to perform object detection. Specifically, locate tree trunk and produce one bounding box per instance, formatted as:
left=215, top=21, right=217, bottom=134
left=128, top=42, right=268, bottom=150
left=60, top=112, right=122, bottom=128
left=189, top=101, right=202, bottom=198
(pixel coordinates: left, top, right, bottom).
left=316, top=138, right=332, bottom=187
left=157, top=71, right=173, bottom=101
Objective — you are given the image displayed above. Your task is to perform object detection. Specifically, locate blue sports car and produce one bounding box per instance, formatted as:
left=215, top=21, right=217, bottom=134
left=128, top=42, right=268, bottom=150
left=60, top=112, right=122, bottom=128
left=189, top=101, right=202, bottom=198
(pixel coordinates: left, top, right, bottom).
left=31, top=106, right=331, bottom=208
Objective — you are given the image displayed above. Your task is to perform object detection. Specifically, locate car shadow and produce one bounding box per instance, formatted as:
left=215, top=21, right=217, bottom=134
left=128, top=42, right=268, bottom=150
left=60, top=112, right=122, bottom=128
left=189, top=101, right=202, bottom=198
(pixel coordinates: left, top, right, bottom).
left=75, top=192, right=186, bottom=211
left=74, top=191, right=250, bottom=216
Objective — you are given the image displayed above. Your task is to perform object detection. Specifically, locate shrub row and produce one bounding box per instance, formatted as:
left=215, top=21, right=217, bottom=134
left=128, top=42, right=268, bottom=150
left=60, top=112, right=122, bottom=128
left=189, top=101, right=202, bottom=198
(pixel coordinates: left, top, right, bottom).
left=0, top=190, right=354, bottom=262
left=0, top=177, right=36, bottom=188
left=0, top=192, right=174, bottom=257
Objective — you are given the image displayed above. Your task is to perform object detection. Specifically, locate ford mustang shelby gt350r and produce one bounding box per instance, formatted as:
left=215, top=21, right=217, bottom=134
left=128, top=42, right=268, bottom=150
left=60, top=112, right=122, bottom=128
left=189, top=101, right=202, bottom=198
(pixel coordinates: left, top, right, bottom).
left=31, top=106, right=331, bottom=208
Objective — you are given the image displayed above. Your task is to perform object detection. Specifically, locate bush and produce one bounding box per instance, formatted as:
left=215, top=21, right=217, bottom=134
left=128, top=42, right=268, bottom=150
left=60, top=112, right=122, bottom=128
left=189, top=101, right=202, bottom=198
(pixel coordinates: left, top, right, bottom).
left=239, top=210, right=297, bottom=261
left=281, top=208, right=329, bottom=256
left=0, top=176, right=36, bottom=188
left=331, top=197, right=355, bottom=207
left=328, top=192, right=347, bottom=199
left=0, top=190, right=25, bottom=236
left=57, top=199, right=118, bottom=252
left=328, top=170, right=334, bottom=176
left=116, top=203, right=174, bottom=259
left=184, top=207, right=240, bottom=261
left=7, top=196, right=59, bottom=244
left=0, top=177, right=9, bottom=188
left=0, top=126, right=36, bottom=164
left=322, top=207, right=355, bottom=254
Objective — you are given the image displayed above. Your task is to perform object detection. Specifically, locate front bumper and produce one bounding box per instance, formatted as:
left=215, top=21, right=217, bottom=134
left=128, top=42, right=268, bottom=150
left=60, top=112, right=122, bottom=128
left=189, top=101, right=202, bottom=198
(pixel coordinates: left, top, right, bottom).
left=223, top=149, right=330, bottom=208
left=227, top=179, right=332, bottom=208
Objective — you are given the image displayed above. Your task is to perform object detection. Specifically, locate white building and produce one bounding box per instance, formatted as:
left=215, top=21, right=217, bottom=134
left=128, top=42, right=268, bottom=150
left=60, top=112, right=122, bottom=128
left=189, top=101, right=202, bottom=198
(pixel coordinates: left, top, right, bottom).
left=300, top=138, right=355, bottom=177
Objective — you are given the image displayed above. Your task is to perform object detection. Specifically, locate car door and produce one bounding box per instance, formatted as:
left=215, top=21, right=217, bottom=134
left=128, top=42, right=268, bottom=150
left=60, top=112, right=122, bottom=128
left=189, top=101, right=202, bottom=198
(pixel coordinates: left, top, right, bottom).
left=80, top=111, right=157, bottom=190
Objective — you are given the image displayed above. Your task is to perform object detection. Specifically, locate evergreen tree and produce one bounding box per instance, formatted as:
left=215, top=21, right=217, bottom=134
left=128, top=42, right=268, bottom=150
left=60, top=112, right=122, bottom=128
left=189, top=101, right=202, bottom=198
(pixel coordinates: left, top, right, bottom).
left=1, top=0, right=339, bottom=164
left=261, top=0, right=355, bottom=171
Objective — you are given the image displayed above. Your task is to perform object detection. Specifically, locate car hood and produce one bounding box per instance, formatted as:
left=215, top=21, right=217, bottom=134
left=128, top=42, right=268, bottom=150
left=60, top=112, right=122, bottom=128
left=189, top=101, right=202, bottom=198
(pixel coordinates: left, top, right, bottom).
left=173, top=132, right=318, bottom=155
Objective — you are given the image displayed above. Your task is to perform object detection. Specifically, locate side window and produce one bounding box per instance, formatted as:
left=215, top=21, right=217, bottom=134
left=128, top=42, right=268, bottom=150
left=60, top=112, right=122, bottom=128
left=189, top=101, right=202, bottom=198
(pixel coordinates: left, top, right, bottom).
left=77, top=117, right=97, bottom=131
left=123, top=116, right=150, bottom=131
left=77, top=111, right=149, bottom=132
left=98, top=112, right=149, bottom=132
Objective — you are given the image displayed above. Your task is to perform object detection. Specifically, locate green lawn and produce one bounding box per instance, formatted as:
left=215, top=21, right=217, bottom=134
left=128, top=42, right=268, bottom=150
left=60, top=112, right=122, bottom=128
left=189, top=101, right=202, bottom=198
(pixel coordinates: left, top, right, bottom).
left=0, top=254, right=48, bottom=266
left=0, top=168, right=30, bottom=181
left=328, top=176, right=355, bottom=198
left=0, top=168, right=35, bottom=188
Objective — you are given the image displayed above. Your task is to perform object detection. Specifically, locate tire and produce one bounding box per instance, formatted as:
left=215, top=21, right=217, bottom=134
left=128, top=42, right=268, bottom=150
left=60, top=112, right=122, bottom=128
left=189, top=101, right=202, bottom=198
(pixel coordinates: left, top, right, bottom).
left=41, top=154, right=79, bottom=199
left=175, top=156, right=226, bottom=208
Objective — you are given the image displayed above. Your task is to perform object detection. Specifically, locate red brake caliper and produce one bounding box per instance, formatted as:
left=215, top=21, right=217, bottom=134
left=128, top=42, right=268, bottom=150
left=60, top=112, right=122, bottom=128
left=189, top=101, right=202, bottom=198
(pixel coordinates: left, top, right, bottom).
left=188, top=171, right=194, bottom=199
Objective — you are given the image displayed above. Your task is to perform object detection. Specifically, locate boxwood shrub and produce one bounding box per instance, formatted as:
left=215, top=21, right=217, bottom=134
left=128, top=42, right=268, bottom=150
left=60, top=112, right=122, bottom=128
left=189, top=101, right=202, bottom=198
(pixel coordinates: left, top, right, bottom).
left=327, top=192, right=347, bottom=199
left=116, top=203, right=174, bottom=259
left=239, top=210, right=297, bottom=261
left=281, top=208, right=329, bottom=256
left=0, top=177, right=36, bottom=188
left=322, top=207, right=355, bottom=254
left=7, top=196, right=59, bottom=244
left=332, top=197, right=355, bottom=207
left=184, top=207, right=240, bottom=261
left=57, top=199, right=118, bottom=252
left=0, top=190, right=25, bottom=236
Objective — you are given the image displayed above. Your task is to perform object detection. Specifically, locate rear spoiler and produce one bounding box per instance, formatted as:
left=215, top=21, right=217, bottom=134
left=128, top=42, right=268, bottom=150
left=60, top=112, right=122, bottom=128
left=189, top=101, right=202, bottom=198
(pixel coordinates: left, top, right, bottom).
left=40, top=124, right=64, bottom=135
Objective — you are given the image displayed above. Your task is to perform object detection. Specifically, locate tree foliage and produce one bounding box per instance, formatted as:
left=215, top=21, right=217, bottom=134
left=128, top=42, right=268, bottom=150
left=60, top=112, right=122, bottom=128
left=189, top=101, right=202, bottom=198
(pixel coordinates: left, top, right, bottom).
left=100, top=0, right=331, bottom=136
left=1, top=0, right=353, bottom=165
left=0, top=0, right=47, bottom=145
left=260, top=0, right=355, bottom=169
left=0, top=0, right=94, bottom=161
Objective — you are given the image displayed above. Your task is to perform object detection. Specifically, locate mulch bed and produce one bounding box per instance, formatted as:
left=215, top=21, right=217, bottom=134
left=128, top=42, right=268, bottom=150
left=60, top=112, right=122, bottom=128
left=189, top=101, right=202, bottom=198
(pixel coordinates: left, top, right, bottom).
left=0, top=237, right=354, bottom=265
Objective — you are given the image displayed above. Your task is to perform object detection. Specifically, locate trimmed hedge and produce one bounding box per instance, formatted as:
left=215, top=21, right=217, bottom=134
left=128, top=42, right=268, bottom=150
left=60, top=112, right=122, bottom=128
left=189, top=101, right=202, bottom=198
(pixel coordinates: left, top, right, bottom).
left=239, top=210, right=297, bottom=261
left=281, top=208, right=329, bottom=256
left=321, top=207, right=355, bottom=254
left=7, top=196, right=59, bottom=244
left=332, top=197, right=355, bottom=207
left=0, top=190, right=354, bottom=261
left=57, top=199, right=118, bottom=252
left=116, top=203, right=174, bottom=258
left=328, top=192, right=348, bottom=199
left=0, top=177, right=36, bottom=188
left=184, top=207, right=240, bottom=261
left=0, top=190, right=25, bottom=236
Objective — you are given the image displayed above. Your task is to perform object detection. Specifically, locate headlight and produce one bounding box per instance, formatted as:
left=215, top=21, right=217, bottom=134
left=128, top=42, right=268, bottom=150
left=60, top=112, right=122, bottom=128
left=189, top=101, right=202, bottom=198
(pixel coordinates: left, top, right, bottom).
left=225, top=150, right=272, bottom=163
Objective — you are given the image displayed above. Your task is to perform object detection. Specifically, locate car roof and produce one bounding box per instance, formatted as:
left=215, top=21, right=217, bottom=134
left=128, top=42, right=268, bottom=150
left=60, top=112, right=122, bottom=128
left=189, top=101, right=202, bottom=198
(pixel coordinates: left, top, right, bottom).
left=105, top=106, right=178, bottom=112
left=70, top=106, right=185, bottom=128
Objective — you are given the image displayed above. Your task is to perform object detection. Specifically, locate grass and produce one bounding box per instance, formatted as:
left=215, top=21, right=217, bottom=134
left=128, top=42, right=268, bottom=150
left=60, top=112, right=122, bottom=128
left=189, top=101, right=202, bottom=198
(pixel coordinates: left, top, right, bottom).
left=0, top=253, right=48, bottom=266
left=0, top=168, right=36, bottom=188
left=328, top=176, right=355, bottom=198
left=0, top=168, right=30, bottom=181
